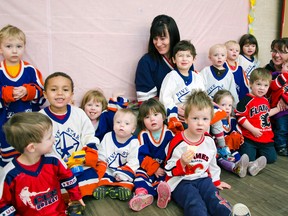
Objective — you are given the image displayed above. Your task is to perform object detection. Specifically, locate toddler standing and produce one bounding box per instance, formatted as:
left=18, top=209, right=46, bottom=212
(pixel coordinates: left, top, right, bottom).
left=0, top=25, right=45, bottom=166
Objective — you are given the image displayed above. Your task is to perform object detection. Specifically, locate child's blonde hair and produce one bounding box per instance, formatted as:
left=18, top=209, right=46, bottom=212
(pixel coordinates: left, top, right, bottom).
left=184, top=89, right=214, bottom=119
left=137, top=98, right=166, bottom=130
left=80, top=89, right=108, bottom=111
left=209, top=44, right=227, bottom=56
left=114, top=108, right=137, bottom=128
left=0, top=24, right=26, bottom=45
left=224, top=40, right=240, bottom=49
left=3, top=112, right=52, bottom=154
left=249, top=68, right=272, bottom=84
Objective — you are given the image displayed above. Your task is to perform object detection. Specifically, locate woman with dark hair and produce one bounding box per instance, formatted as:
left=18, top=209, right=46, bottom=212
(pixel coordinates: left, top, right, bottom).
left=265, top=38, right=288, bottom=73
left=135, top=15, right=182, bottom=103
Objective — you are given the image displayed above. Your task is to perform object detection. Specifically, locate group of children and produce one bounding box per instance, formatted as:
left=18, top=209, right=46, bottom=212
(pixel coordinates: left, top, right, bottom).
left=0, top=24, right=285, bottom=216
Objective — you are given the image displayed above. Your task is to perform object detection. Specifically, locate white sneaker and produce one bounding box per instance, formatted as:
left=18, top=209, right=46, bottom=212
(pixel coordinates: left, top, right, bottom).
left=248, top=156, right=267, bottom=176
left=231, top=203, right=251, bottom=216
left=234, top=154, right=249, bottom=178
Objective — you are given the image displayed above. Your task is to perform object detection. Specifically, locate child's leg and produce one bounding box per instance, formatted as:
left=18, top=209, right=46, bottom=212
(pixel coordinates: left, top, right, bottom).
left=172, top=180, right=208, bottom=216
left=257, top=142, right=277, bottom=164
left=239, top=139, right=257, bottom=161
left=273, top=116, right=288, bottom=156
left=198, top=178, right=231, bottom=216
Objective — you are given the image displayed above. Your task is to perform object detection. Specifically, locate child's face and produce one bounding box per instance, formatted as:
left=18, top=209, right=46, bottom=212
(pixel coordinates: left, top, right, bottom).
left=153, top=29, right=170, bottom=57
left=44, top=76, right=74, bottom=114
left=282, top=62, right=288, bottom=73
left=185, top=106, right=211, bottom=138
left=172, top=50, right=195, bottom=74
left=113, top=113, right=136, bottom=140
left=209, top=47, right=227, bottom=68
left=143, top=110, right=164, bottom=132
left=84, top=99, right=103, bottom=121
left=226, top=44, right=240, bottom=61
left=0, top=37, right=25, bottom=65
left=250, top=79, right=270, bottom=97
left=34, top=127, right=55, bottom=155
left=242, top=43, right=256, bottom=57
left=218, top=95, right=233, bottom=117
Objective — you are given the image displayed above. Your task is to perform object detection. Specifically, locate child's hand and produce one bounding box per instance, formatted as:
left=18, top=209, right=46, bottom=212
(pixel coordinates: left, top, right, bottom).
left=13, top=86, right=27, bottom=100
left=251, top=128, right=262, bottom=138
left=155, top=167, right=165, bottom=178
left=177, top=104, right=185, bottom=122
left=217, top=181, right=231, bottom=190
left=78, top=199, right=85, bottom=207
left=180, top=148, right=195, bottom=167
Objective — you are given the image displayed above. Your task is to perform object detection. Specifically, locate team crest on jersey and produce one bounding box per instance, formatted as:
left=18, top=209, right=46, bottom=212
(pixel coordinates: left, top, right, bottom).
left=19, top=187, right=58, bottom=210
left=107, top=151, right=129, bottom=168
left=55, top=129, right=80, bottom=158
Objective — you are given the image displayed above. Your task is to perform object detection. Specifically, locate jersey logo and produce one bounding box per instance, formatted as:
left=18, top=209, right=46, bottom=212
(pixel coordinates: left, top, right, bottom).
left=19, top=187, right=57, bottom=210
left=107, top=151, right=129, bottom=168
left=260, top=113, right=270, bottom=128
left=55, top=131, right=80, bottom=158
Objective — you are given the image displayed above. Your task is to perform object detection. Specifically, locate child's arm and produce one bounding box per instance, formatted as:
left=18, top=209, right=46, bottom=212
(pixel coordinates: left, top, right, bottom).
left=240, top=119, right=262, bottom=138
left=269, top=102, right=281, bottom=117
left=0, top=181, right=16, bottom=216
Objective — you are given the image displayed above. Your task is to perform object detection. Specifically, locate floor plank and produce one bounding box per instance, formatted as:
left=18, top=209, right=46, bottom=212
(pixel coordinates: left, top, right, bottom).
left=83, top=156, right=288, bottom=216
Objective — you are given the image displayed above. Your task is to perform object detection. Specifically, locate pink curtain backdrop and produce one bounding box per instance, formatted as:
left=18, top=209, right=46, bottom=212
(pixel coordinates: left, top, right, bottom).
left=0, top=0, right=249, bottom=105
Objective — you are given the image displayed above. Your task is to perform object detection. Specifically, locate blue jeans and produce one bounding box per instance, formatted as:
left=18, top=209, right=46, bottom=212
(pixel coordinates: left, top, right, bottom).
left=239, top=138, right=277, bottom=164
left=273, top=115, right=288, bottom=149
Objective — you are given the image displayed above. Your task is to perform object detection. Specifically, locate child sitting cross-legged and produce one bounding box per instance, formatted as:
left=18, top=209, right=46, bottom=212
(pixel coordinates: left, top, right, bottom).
left=93, top=109, right=140, bottom=201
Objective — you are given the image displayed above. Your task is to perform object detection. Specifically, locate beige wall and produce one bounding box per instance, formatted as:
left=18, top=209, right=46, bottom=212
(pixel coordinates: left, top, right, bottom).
left=253, top=0, right=282, bottom=66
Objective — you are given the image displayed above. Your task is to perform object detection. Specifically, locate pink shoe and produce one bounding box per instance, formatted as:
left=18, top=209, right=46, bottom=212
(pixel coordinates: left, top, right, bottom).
left=157, top=181, right=171, bottom=209
left=129, top=194, right=154, bottom=211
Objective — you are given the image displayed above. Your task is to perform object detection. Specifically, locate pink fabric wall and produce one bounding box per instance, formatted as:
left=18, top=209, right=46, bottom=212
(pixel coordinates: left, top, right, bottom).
left=0, top=0, right=249, bottom=105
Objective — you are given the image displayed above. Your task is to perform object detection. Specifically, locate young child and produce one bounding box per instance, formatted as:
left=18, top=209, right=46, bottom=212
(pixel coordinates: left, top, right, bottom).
left=238, top=34, right=260, bottom=80
left=80, top=89, right=128, bottom=141
left=39, top=72, right=101, bottom=198
left=159, top=40, right=205, bottom=132
left=0, top=25, right=45, bottom=167
left=129, top=98, right=174, bottom=211
left=235, top=68, right=280, bottom=164
left=214, top=89, right=267, bottom=177
left=0, top=112, right=85, bottom=216
left=165, top=89, right=251, bottom=216
left=200, top=43, right=239, bottom=106
left=225, top=40, right=249, bottom=101
left=93, top=109, right=139, bottom=201
left=268, top=59, right=288, bottom=156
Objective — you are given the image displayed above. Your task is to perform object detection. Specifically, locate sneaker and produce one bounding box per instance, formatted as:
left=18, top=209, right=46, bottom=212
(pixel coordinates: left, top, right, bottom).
left=231, top=203, right=251, bottom=216
left=67, top=201, right=85, bottom=216
left=156, top=181, right=171, bottom=208
left=248, top=156, right=267, bottom=176
left=93, top=186, right=111, bottom=200
left=234, top=154, right=249, bottom=178
left=109, top=187, right=132, bottom=201
left=129, top=194, right=154, bottom=211
left=277, top=147, right=288, bottom=156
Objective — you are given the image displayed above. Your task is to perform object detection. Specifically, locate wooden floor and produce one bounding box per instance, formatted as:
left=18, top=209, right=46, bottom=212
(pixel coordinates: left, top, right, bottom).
left=84, top=156, right=288, bottom=216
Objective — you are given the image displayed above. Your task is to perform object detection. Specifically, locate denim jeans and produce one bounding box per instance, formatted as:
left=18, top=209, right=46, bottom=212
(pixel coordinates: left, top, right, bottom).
left=273, top=115, right=288, bottom=149
left=239, top=138, right=277, bottom=164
